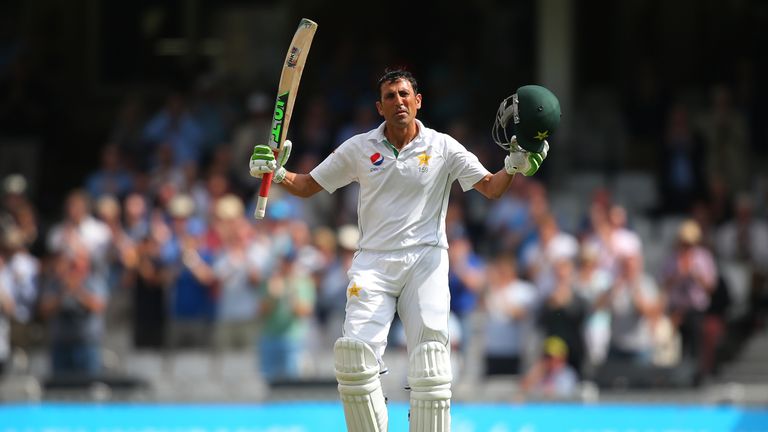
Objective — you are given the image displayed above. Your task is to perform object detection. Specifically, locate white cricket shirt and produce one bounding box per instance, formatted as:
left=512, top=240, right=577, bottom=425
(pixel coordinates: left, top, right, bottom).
left=310, top=120, right=490, bottom=251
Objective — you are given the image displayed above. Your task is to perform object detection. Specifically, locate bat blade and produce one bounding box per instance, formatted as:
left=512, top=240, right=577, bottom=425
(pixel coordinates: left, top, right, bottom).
left=255, top=18, right=318, bottom=219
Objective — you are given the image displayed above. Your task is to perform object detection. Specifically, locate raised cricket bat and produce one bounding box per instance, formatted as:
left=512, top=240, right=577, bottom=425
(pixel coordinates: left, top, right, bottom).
left=254, top=18, right=318, bottom=219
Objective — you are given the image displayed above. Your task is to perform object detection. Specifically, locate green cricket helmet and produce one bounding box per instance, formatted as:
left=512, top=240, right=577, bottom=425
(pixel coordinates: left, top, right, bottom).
left=492, top=85, right=561, bottom=153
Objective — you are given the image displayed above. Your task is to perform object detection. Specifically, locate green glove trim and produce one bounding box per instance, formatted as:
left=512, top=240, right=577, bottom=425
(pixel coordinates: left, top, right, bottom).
left=523, top=152, right=543, bottom=176
left=251, top=145, right=275, bottom=161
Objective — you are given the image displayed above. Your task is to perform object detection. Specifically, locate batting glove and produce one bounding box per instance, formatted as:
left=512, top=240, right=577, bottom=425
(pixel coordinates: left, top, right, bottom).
left=249, top=140, right=292, bottom=183
left=504, top=138, right=549, bottom=177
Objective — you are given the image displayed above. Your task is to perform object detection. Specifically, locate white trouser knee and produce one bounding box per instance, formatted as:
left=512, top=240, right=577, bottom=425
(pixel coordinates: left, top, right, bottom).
left=334, top=337, right=388, bottom=432
left=408, top=341, right=452, bottom=432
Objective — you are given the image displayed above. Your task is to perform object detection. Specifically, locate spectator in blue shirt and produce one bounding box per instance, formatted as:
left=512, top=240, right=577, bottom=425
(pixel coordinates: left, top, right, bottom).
left=39, top=250, right=108, bottom=375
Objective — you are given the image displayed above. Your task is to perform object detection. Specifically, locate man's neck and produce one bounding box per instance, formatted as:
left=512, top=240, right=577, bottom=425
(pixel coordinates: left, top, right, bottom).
left=384, top=121, right=419, bottom=150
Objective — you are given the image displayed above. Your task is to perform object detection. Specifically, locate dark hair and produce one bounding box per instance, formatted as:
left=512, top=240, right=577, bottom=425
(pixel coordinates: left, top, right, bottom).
left=376, top=68, right=419, bottom=99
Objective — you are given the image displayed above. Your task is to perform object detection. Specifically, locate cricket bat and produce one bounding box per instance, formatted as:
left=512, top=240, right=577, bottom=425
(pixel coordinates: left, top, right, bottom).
left=254, top=18, right=318, bottom=219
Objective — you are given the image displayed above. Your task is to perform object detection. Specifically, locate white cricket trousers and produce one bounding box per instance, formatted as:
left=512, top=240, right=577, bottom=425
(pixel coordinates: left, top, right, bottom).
left=343, top=245, right=450, bottom=367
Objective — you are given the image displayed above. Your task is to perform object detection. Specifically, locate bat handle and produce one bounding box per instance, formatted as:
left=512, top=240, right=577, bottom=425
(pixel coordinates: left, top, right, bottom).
left=254, top=172, right=273, bottom=219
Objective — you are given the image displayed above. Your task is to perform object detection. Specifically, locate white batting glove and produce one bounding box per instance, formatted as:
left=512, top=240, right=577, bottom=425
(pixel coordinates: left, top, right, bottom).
left=249, top=140, right=292, bottom=183
left=504, top=138, right=549, bottom=177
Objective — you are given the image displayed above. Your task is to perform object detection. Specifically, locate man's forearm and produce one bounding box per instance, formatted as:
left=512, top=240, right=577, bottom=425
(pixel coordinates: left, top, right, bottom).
left=0, top=291, right=15, bottom=315
left=70, top=288, right=106, bottom=313
left=279, top=171, right=323, bottom=198
left=474, top=170, right=516, bottom=200
left=489, top=169, right=516, bottom=197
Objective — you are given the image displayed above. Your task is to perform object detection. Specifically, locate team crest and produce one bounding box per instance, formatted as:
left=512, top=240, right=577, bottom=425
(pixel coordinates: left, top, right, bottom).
left=417, top=152, right=430, bottom=173
left=348, top=282, right=362, bottom=297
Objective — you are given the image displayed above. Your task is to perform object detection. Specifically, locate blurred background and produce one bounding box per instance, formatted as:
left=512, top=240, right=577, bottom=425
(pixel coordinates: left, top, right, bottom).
left=1, top=0, right=767, bottom=430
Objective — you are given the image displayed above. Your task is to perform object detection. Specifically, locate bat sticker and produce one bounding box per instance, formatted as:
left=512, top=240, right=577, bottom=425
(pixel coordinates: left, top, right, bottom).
left=270, top=92, right=289, bottom=147
left=287, top=47, right=301, bottom=68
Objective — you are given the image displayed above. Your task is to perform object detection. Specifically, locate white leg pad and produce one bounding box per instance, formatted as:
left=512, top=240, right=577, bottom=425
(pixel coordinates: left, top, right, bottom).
left=334, top=337, right=388, bottom=432
left=408, top=341, right=452, bottom=432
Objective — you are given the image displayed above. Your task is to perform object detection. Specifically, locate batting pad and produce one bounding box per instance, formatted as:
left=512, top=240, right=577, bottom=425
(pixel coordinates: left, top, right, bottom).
left=408, top=341, right=452, bottom=432
left=334, top=337, right=388, bottom=432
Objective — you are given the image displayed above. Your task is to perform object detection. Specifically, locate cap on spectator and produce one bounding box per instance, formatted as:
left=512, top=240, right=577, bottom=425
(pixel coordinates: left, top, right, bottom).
left=578, top=242, right=600, bottom=263
left=2, top=227, right=25, bottom=250
left=168, top=194, right=195, bottom=218
left=313, top=226, right=337, bottom=252
left=544, top=336, right=568, bottom=359
left=3, top=174, right=27, bottom=195
left=215, top=194, right=244, bottom=220
left=338, top=224, right=360, bottom=251
left=96, top=195, right=120, bottom=220
left=678, top=219, right=701, bottom=245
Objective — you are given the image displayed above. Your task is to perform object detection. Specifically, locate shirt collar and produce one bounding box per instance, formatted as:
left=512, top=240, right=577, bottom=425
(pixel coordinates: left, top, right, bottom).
left=370, top=119, right=426, bottom=145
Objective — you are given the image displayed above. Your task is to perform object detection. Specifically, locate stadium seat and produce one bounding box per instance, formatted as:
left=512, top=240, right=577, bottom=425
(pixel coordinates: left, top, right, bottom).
left=124, top=351, right=166, bottom=381
left=212, top=351, right=256, bottom=381
left=642, top=240, right=667, bottom=276
left=27, top=349, right=48, bottom=377
left=0, top=374, right=42, bottom=401
left=719, top=260, right=752, bottom=320
left=42, top=373, right=149, bottom=401
left=549, top=192, right=585, bottom=234
left=170, top=350, right=213, bottom=381
left=629, top=215, right=654, bottom=245
left=563, top=171, right=608, bottom=199
left=594, top=358, right=698, bottom=389
left=9, top=347, right=29, bottom=375
left=659, top=216, right=686, bottom=247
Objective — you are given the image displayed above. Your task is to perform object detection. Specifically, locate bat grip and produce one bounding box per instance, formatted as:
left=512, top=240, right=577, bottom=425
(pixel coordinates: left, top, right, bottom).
left=254, top=172, right=273, bottom=219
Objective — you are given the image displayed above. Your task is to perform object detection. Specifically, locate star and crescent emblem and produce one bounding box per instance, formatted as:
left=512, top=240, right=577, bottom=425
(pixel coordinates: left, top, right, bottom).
left=348, top=282, right=361, bottom=297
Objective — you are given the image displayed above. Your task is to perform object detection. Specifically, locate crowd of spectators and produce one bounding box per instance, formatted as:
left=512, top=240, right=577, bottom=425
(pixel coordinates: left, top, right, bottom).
left=0, top=68, right=767, bottom=401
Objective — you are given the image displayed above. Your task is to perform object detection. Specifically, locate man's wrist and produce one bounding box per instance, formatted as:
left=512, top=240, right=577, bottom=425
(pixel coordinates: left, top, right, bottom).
left=504, top=154, right=521, bottom=175
left=274, top=167, right=287, bottom=183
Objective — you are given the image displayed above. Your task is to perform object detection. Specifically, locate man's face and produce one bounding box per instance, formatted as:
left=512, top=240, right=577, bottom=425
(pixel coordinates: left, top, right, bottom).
left=376, top=78, right=421, bottom=128
left=66, top=195, right=88, bottom=223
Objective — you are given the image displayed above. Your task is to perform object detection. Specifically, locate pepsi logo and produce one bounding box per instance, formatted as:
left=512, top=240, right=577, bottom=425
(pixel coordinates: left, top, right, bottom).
left=370, top=152, right=384, bottom=166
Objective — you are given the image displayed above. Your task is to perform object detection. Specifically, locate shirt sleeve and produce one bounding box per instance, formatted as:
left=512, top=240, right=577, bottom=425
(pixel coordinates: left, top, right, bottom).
left=519, top=282, right=538, bottom=308
left=521, top=243, right=537, bottom=272
left=86, top=275, right=109, bottom=304
left=309, top=140, right=358, bottom=194
left=0, top=271, right=13, bottom=299
left=445, top=135, right=491, bottom=192
left=10, top=257, right=40, bottom=323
